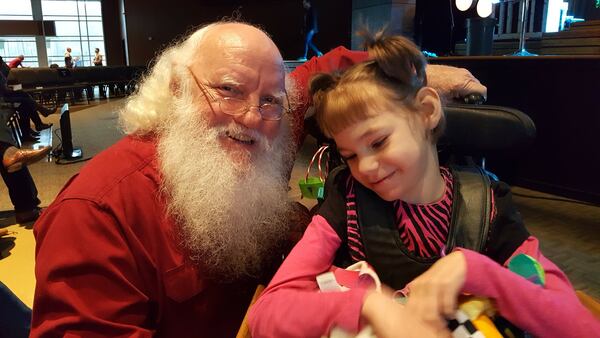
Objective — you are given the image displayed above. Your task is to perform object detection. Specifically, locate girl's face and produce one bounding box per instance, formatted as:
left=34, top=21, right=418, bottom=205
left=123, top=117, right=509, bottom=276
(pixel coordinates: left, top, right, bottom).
left=333, top=91, right=443, bottom=203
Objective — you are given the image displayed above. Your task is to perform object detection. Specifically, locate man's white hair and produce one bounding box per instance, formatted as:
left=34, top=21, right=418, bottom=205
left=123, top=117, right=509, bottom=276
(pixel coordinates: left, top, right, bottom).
left=119, top=22, right=220, bottom=135
left=119, top=21, right=299, bottom=136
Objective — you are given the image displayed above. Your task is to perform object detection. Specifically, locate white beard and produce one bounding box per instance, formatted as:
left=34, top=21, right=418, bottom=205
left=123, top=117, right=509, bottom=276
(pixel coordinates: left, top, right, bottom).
left=157, top=95, right=294, bottom=281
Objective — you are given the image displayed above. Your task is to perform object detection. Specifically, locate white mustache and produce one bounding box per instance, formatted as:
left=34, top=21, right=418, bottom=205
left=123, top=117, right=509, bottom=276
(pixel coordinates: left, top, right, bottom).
left=215, top=124, right=269, bottom=149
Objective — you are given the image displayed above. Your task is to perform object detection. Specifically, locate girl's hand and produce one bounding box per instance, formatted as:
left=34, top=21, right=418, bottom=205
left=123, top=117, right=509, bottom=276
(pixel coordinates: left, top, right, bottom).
left=406, top=251, right=467, bottom=328
left=361, top=290, right=451, bottom=338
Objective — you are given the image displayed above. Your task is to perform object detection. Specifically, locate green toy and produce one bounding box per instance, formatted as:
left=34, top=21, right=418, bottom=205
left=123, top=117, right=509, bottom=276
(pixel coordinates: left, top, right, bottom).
left=508, top=253, right=546, bottom=286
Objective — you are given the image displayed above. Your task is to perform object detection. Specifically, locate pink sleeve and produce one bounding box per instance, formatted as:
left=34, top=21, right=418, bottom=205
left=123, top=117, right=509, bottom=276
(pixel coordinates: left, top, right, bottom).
left=459, top=236, right=600, bottom=337
left=249, top=215, right=368, bottom=338
left=288, top=47, right=369, bottom=148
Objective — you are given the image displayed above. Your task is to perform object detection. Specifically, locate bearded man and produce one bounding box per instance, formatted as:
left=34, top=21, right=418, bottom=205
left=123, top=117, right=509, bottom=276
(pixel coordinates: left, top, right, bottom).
left=31, top=21, right=486, bottom=337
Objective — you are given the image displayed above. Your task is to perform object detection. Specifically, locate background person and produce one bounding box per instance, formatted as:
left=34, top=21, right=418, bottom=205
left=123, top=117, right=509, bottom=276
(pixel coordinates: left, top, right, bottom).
left=0, top=280, right=32, bottom=338
left=7, top=55, right=26, bottom=69
left=298, top=0, right=323, bottom=61
left=93, top=48, right=103, bottom=66
left=0, top=57, right=54, bottom=143
left=64, top=47, right=73, bottom=68
left=0, top=141, right=50, bottom=223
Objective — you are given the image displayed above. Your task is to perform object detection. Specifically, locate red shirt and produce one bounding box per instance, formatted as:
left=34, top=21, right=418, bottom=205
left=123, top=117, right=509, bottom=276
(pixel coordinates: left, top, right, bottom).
left=32, top=136, right=255, bottom=337
left=8, top=58, right=23, bottom=68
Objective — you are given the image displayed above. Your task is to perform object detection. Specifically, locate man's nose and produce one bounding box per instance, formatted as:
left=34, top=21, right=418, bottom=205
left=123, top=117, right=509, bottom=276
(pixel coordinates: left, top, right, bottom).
left=232, top=105, right=262, bottom=129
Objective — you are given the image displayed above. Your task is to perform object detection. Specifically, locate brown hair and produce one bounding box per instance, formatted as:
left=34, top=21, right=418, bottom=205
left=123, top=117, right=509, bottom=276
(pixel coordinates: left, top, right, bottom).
left=310, top=30, right=445, bottom=141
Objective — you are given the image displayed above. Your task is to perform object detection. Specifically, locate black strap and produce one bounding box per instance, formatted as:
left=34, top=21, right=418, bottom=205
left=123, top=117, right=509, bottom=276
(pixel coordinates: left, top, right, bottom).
left=350, top=165, right=493, bottom=253
left=327, top=165, right=493, bottom=276
left=446, top=165, right=492, bottom=253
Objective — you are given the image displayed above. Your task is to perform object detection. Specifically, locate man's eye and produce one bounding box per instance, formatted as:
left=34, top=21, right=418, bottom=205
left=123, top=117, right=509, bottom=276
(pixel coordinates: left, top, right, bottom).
left=262, top=96, right=280, bottom=105
left=216, top=85, right=240, bottom=96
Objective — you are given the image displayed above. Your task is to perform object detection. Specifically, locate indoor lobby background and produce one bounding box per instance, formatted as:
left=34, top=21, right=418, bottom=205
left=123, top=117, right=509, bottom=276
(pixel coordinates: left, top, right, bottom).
left=0, top=0, right=598, bottom=315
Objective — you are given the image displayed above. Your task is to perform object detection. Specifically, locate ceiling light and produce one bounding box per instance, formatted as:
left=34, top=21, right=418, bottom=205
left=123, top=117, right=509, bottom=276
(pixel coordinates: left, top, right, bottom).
left=456, top=0, right=474, bottom=11
left=477, top=0, right=493, bottom=17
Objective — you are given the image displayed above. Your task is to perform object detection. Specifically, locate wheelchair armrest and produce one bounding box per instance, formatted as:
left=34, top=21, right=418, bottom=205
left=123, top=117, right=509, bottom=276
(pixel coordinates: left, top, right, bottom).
left=438, top=103, right=536, bottom=158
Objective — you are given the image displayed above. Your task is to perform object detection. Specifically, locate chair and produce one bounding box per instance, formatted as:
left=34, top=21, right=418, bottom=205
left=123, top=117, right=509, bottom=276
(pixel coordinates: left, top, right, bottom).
left=440, top=103, right=536, bottom=160
left=576, top=290, right=600, bottom=321
left=0, top=101, right=23, bottom=148
left=236, top=284, right=265, bottom=338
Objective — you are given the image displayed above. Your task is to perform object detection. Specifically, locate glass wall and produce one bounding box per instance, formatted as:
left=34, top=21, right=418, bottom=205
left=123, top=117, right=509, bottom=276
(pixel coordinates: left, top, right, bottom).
left=0, top=0, right=38, bottom=66
left=0, top=0, right=33, bottom=20
left=0, top=37, right=39, bottom=67
left=43, top=0, right=105, bottom=67
left=0, top=0, right=105, bottom=67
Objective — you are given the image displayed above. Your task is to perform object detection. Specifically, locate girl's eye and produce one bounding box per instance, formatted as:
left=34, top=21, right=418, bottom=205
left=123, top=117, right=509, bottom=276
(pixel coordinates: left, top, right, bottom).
left=372, top=136, right=388, bottom=149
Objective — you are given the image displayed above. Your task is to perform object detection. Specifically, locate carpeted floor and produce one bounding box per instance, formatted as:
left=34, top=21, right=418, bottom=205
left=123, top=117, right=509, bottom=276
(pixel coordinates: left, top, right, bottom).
left=0, top=99, right=598, bottom=310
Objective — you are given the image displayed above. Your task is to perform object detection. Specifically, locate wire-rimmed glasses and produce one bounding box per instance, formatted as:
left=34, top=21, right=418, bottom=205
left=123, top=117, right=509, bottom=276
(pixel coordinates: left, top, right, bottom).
left=188, top=68, right=290, bottom=121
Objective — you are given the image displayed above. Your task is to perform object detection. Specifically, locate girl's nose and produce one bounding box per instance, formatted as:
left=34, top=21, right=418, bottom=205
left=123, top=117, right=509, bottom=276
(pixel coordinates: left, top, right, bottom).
left=358, top=155, right=378, bottom=176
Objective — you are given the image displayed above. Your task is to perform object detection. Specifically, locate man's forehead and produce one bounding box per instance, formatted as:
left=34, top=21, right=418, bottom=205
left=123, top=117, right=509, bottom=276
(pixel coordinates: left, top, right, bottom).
left=202, top=25, right=281, bottom=58
left=192, top=27, right=285, bottom=86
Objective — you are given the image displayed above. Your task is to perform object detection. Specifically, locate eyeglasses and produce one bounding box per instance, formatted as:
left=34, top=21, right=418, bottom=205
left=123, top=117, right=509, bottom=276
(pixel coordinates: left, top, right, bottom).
left=188, top=68, right=290, bottom=121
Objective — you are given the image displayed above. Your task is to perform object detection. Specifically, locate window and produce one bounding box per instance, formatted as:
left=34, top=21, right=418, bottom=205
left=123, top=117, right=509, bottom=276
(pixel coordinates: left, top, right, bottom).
left=0, top=36, right=39, bottom=67
left=0, top=0, right=106, bottom=67
left=43, top=0, right=105, bottom=67
left=0, top=0, right=33, bottom=20
left=0, top=0, right=36, bottom=66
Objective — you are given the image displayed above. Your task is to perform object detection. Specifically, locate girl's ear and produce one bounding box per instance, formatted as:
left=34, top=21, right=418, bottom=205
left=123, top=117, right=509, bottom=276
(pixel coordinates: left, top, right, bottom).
left=415, top=86, right=442, bottom=132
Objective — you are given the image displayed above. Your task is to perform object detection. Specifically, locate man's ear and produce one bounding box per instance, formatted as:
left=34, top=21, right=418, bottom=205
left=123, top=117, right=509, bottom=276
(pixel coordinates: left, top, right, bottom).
left=415, top=86, right=442, bottom=132
left=170, top=75, right=181, bottom=97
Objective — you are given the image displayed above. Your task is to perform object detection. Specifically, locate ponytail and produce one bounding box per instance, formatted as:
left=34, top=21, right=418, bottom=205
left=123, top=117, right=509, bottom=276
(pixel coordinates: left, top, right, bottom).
left=309, top=72, right=339, bottom=107
left=358, top=27, right=427, bottom=93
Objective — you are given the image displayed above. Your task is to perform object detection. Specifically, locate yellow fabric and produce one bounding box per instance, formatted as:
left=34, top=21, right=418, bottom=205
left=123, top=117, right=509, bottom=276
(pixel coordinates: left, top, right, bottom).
left=236, top=284, right=265, bottom=338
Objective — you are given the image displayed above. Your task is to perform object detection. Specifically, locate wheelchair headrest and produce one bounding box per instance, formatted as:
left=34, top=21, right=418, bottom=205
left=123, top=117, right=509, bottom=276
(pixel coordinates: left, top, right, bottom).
left=438, top=104, right=536, bottom=157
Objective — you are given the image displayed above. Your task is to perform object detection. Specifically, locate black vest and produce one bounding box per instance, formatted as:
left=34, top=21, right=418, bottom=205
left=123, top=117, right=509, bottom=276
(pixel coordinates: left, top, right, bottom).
left=331, top=166, right=525, bottom=290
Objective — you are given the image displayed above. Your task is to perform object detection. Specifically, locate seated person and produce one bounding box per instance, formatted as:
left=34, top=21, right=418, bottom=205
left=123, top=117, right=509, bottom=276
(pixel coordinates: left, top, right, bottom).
left=248, top=32, right=600, bottom=337
left=0, top=56, right=55, bottom=142
left=0, top=141, right=50, bottom=223
left=0, top=281, right=31, bottom=338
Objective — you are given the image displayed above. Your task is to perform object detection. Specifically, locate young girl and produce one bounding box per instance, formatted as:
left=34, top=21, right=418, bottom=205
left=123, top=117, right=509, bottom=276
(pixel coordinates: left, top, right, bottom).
left=248, top=33, right=600, bottom=338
